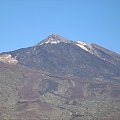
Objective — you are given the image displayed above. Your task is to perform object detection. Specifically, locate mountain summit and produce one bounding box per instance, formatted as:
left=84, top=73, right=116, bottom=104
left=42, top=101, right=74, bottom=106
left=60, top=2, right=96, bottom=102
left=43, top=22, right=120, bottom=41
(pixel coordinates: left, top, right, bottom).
left=37, top=34, right=71, bottom=45
left=0, top=35, right=120, bottom=120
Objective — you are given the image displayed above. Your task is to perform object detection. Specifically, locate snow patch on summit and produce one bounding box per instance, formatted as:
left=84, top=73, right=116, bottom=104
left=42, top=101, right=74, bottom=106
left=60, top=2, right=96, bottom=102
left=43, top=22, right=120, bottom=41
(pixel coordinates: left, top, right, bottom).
left=39, top=40, right=61, bottom=45
left=45, top=40, right=61, bottom=44
left=38, top=34, right=70, bottom=45
left=75, top=41, right=89, bottom=52
left=75, top=41, right=94, bottom=54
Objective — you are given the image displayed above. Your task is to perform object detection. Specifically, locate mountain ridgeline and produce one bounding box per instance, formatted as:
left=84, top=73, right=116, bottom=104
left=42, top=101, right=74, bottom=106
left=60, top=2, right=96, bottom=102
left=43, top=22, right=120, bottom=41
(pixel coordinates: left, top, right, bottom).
left=2, top=34, right=120, bottom=77
left=0, top=34, right=120, bottom=120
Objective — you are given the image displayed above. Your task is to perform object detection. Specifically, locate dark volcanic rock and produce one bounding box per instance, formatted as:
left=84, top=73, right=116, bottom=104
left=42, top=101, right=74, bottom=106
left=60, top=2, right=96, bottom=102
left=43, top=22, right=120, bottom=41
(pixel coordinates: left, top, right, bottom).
left=38, top=79, right=58, bottom=95
left=3, top=35, right=120, bottom=77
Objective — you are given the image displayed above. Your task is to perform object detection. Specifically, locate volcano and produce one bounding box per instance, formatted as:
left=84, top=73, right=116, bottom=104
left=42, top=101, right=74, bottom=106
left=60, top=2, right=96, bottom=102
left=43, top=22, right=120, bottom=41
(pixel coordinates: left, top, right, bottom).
left=0, top=34, right=120, bottom=120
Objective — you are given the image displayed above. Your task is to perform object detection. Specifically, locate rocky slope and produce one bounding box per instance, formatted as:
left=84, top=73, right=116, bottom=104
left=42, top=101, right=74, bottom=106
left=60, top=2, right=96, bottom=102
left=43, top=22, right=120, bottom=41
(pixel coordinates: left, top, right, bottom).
left=0, top=34, right=120, bottom=120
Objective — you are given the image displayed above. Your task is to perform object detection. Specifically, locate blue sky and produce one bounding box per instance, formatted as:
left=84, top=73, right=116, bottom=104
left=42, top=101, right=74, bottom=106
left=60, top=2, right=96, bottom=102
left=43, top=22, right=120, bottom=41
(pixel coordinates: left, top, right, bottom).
left=0, top=0, right=120, bottom=53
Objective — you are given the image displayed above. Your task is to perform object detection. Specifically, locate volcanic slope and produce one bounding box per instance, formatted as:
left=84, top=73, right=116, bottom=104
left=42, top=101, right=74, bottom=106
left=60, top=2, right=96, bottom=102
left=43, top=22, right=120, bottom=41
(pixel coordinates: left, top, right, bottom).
left=0, top=34, right=120, bottom=120
left=3, top=34, right=120, bottom=77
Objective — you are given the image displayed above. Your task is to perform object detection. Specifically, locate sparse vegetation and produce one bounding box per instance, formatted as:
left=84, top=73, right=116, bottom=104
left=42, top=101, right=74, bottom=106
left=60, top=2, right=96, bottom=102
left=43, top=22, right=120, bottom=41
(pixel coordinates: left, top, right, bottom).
left=0, top=35, right=120, bottom=119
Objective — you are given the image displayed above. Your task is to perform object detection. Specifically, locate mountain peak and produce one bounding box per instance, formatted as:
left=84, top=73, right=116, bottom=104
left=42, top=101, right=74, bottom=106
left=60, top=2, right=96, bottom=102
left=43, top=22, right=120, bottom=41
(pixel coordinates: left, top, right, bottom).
left=37, top=34, right=71, bottom=45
